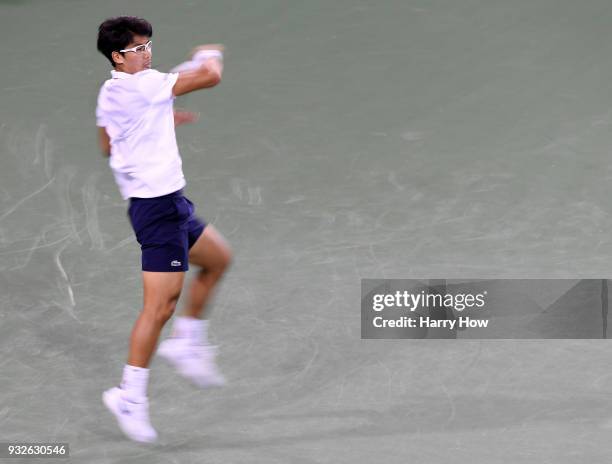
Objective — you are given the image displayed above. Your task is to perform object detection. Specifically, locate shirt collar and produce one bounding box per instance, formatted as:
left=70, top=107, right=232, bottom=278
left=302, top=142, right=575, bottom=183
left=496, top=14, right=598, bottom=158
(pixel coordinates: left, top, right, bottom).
left=111, top=69, right=153, bottom=79
left=111, top=70, right=132, bottom=79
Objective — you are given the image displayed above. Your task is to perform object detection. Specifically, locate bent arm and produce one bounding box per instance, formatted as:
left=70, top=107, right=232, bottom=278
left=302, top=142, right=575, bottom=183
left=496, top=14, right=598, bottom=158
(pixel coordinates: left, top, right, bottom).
left=173, top=59, right=223, bottom=97
left=98, top=127, right=111, bottom=157
left=172, top=45, right=224, bottom=97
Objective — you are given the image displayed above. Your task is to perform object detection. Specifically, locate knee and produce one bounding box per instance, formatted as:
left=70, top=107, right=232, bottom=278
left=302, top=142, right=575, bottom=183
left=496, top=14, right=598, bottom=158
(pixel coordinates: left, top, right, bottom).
left=211, top=247, right=232, bottom=280
left=219, top=247, right=233, bottom=274
left=145, top=299, right=178, bottom=325
left=160, top=301, right=177, bottom=324
left=201, top=247, right=232, bottom=280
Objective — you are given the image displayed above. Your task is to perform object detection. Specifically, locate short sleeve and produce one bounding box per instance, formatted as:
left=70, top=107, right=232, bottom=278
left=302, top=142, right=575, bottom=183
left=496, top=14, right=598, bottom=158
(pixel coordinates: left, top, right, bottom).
left=95, top=87, right=109, bottom=127
left=137, top=70, right=179, bottom=104
left=96, top=106, right=108, bottom=127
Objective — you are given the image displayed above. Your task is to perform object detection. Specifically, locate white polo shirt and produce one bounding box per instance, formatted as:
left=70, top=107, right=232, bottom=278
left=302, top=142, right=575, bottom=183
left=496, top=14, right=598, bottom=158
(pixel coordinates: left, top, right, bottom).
left=96, top=69, right=186, bottom=199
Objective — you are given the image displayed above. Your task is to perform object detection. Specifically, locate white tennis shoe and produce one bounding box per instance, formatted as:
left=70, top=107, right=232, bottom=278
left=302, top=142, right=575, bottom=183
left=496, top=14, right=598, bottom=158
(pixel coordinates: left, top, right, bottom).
left=102, top=387, right=158, bottom=444
left=157, top=338, right=226, bottom=388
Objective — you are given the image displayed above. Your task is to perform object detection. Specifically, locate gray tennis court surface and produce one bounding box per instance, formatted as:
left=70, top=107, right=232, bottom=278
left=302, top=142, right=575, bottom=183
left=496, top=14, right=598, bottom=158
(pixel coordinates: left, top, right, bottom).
left=3, top=0, right=612, bottom=462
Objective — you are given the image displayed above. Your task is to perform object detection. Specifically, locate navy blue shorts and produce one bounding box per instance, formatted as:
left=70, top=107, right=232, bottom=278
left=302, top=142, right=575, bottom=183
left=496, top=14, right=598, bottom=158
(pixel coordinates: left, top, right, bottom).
left=128, top=190, right=206, bottom=272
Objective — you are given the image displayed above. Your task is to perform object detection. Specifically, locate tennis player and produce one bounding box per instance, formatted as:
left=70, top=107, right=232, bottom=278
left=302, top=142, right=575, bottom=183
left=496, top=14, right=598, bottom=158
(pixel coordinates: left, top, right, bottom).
left=95, top=16, right=231, bottom=443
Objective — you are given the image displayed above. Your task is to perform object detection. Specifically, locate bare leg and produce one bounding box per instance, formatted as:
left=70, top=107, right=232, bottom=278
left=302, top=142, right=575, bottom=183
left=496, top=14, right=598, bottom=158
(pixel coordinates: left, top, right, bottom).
left=102, top=272, right=184, bottom=443
left=184, top=225, right=232, bottom=319
left=128, top=271, right=185, bottom=367
left=155, top=226, right=230, bottom=387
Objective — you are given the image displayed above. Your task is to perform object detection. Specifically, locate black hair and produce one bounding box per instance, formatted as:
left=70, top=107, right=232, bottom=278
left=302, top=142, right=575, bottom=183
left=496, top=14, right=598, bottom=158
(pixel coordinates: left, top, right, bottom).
left=97, top=16, right=153, bottom=67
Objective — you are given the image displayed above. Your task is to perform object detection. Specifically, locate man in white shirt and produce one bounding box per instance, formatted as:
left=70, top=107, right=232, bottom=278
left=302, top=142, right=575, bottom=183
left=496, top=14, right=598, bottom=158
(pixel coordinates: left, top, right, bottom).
left=95, top=16, right=232, bottom=443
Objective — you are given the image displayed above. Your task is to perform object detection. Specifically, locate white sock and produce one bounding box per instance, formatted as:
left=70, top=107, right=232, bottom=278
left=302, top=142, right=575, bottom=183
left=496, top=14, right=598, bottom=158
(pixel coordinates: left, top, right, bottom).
left=120, top=364, right=149, bottom=403
left=173, top=316, right=208, bottom=345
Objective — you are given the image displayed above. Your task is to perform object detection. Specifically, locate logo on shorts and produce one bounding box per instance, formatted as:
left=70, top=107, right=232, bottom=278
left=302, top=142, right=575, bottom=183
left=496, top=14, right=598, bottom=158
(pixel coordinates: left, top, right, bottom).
left=171, top=260, right=182, bottom=267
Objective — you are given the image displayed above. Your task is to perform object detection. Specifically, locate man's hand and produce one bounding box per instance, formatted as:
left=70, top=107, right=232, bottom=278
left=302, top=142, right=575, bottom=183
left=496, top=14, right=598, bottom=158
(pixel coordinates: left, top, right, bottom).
left=190, top=44, right=225, bottom=58
left=190, top=44, right=224, bottom=79
left=174, top=110, right=200, bottom=127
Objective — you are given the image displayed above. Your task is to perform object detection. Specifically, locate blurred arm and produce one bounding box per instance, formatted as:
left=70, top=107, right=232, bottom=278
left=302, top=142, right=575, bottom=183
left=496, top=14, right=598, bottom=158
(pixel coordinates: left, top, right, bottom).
left=98, top=127, right=111, bottom=157
left=174, top=109, right=200, bottom=126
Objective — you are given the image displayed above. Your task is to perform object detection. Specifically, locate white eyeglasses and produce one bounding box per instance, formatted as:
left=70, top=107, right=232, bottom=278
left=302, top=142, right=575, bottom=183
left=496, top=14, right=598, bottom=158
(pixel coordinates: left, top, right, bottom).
left=119, top=40, right=152, bottom=54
